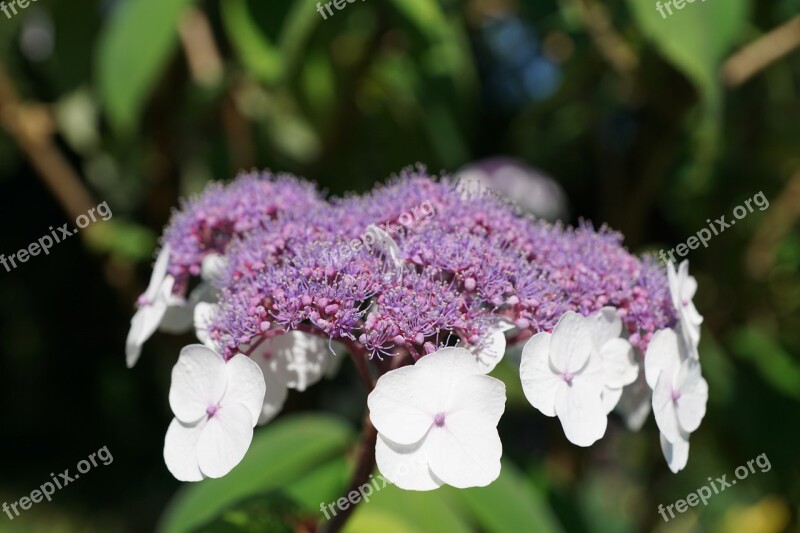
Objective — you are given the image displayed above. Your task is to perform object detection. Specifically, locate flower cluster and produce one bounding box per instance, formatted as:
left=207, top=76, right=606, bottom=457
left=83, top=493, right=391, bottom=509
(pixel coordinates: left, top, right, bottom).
left=126, top=167, right=706, bottom=485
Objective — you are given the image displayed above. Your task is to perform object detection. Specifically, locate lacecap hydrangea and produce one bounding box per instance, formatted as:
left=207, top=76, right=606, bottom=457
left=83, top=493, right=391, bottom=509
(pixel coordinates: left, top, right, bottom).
left=126, top=166, right=706, bottom=485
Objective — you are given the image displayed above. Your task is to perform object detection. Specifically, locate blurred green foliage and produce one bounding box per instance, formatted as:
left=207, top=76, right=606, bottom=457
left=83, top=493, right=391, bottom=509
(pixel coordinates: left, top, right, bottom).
left=1, top=0, right=799, bottom=531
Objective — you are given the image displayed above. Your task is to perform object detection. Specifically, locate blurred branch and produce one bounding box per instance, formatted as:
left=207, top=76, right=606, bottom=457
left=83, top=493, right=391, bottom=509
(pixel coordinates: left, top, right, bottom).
left=0, top=62, right=97, bottom=225
left=723, top=16, right=800, bottom=87
left=745, top=171, right=800, bottom=280
left=567, top=0, right=639, bottom=78
left=178, top=5, right=224, bottom=88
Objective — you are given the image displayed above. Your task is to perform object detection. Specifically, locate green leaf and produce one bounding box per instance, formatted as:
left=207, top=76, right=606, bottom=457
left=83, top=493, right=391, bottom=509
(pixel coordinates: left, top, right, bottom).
left=221, top=0, right=283, bottom=84
left=444, top=460, right=563, bottom=533
left=730, top=326, right=800, bottom=402
left=95, top=0, right=197, bottom=132
left=157, top=414, right=356, bottom=533
left=625, top=0, right=749, bottom=103
left=284, top=455, right=351, bottom=512
left=344, top=481, right=472, bottom=533
left=625, top=0, right=749, bottom=187
left=83, top=219, right=157, bottom=261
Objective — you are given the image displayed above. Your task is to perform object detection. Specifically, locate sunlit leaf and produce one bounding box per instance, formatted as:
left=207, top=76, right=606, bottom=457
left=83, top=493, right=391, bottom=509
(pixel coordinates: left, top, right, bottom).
left=443, top=460, right=563, bottom=533
left=96, top=0, right=197, bottom=132
left=730, top=326, right=800, bottom=402
left=221, top=0, right=283, bottom=84
left=157, top=414, right=356, bottom=533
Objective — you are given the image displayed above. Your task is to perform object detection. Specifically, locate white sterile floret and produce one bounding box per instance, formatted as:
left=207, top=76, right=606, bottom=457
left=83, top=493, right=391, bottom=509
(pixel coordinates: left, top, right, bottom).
left=163, top=345, right=265, bottom=481
left=520, top=310, right=636, bottom=447
left=615, top=377, right=652, bottom=432
left=127, top=245, right=190, bottom=368
left=194, top=302, right=220, bottom=351
left=368, top=347, right=506, bottom=491
left=645, top=328, right=708, bottom=473
left=466, top=318, right=515, bottom=373
left=366, top=225, right=403, bottom=269
left=667, top=260, right=703, bottom=357
left=200, top=253, right=227, bottom=285
left=249, top=331, right=331, bottom=424
left=587, top=307, right=639, bottom=413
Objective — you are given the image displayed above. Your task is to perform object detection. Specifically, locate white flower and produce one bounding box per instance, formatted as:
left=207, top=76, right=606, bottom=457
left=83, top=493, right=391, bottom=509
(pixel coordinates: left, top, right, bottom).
left=645, top=328, right=708, bottom=473
left=466, top=319, right=515, bottom=373
left=667, top=260, right=703, bottom=356
left=126, top=245, right=190, bottom=368
left=163, top=345, right=265, bottom=481
left=367, top=225, right=402, bottom=269
left=250, top=332, right=331, bottom=424
left=194, top=302, right=220, bottom=351
left=368, top=347, right=506, bottom=490
left=520, top=310, right=636, bottom=447
left=127, top=250, right=225, bottom=368
left=587, top=308, right=639, bottom=414
left=200, top=253, right=227, bottom=286
left=615, top=376, right=652, bottom=432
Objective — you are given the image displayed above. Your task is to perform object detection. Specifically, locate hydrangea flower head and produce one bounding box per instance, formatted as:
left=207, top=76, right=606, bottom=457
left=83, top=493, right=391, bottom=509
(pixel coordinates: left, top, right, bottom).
left=127, top=166, right=704, bottom=486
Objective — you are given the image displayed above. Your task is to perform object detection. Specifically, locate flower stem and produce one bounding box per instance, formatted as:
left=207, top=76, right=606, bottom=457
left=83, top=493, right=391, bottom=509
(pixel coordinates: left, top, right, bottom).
left=321, top=349, right=410, bottom=531
left=323, top=411, right=378, bottom=532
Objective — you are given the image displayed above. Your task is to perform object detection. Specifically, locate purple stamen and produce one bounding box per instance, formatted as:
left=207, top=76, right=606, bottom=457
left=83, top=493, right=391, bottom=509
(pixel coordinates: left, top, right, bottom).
left=562, top=372, right=574, bottom=385
left=434, top=412, right=446, bottom=427
left=671, top=389, right=682, bottom=402
left=206, top=405, right=220, bottom=418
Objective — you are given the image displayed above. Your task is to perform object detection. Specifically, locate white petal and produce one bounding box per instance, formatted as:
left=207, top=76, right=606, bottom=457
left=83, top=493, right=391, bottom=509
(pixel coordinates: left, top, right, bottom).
left=144, top=245, right=171, bottom=302
left=601, top=386, right=623, bottom=414
left=163, top=417, right=206, bottom=482
left=549, top=312, right=592, bottom=374
left=169, top=345, right=227, bottom=423
left=415, top=347, right=483, bottom=409
left=520, top=333, right=561, bottom=417
left=253, top=332, right=330, bottom=392
left=615, top=378, right=652, bottom=431
left=601, top=338, right=638, bottom=389
left=375, top=434, right=442, bottom=491
left=188, top=282, right=219, bottom=306
left=223, top=354, right=266, bottom=426
left=587, top=307, right=623, bottom=347
left=554, top=379, right=607, bottom=447
left=680, top=313, right=702, bottom=352
left=126, top=301, right=167, bottom=368
left=367, top=225, right=402, bottom=268
left=160, top=303, right=194, bottom=334
left=196, top=402, right=254, bottom=478
left=675, top=360, right=708, bottom=433
left=368, top=365, right=435, bottom=445
left=660, top=431, right=690, bottom=473
left=682, top=274, right=698, bottom=302
left=652, top=368, right=681, bottom=443
left=644, top=329, right=681, bottom=389
left=324, top=341, right=347, bottom=379
left=201, top=253, right=227, bottom=284
left=258, top=369, right=289, bottom=425
left=194, top=302, right=219, bottom=349
left=469, top=322, right=512, bottom=374
left=446, top=374, right=506, bottom=428
left=667, top=261, right=680, bottom=309
left=426, top=419, right=502, bottom=488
